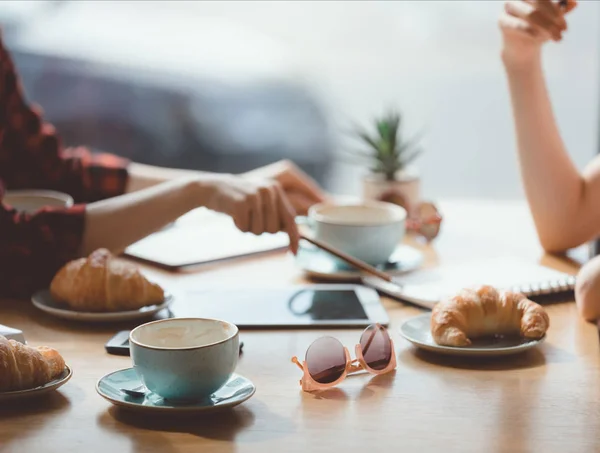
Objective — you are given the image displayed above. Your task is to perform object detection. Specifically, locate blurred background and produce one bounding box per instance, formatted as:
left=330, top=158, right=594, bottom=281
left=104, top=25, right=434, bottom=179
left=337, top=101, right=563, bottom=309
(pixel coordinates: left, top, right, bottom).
left=0, top=0, right=598, bottom=200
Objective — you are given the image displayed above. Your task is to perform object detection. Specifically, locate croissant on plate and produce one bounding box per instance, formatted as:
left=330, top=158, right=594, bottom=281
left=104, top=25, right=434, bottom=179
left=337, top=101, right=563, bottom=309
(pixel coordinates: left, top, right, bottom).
left=431, top=285, right=549, bottom=347
left=0, top=335, right=66, bottom=392
left=50, top=248, right=165, bottom=312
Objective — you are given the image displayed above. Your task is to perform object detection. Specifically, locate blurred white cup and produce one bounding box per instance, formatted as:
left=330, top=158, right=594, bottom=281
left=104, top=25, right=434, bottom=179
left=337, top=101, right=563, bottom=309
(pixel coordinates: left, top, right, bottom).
left=3, top=190, right=74, bottom=213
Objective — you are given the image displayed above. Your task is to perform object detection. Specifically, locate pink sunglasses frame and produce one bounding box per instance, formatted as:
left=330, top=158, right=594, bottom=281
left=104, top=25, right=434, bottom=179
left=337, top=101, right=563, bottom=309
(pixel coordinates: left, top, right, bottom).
left=291, top=324, right=397, bottom=392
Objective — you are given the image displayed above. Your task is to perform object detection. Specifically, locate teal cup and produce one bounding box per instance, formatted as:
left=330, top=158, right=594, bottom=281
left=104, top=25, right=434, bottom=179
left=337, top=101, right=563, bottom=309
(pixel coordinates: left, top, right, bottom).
left=298, top=201, right=407, bottom=265
left=129, top=318, right=239, bottom=401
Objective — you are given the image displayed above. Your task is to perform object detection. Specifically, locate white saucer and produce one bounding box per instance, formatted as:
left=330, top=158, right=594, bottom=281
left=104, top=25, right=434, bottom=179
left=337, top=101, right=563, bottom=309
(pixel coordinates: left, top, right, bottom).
left=296, top=243, right=423, bottom=282
left=0, top=366, right=72, bottom=401
left=4, top=190, right=73, bottom=213
left=32, top=290, right=173, bottom=323
left=399, top=314, right=546, bottom=357
left=96, top=368, right=256, bottom=414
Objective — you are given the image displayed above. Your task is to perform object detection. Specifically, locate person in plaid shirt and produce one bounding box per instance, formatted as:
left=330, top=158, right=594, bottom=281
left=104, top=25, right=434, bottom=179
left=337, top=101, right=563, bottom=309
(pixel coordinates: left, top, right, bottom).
left=0, top=32, right=325, bottom=298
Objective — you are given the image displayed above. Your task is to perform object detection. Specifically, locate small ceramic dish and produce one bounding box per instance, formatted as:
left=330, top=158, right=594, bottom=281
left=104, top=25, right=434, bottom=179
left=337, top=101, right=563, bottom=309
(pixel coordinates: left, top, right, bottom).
left=296, top=243, right=423, bottom=282
left=0, top=366, right=72, bottom=402
left=399, top=314, right=546, bottom=357
left=32, top=290, right=173, bottom=323
left=96, top=368, right=256, bottom=414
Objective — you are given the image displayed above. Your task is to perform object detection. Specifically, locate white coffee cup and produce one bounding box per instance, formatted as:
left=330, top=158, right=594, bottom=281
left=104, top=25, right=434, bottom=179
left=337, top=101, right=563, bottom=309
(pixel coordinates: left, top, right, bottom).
left=301, top=201, right=406, bottom=265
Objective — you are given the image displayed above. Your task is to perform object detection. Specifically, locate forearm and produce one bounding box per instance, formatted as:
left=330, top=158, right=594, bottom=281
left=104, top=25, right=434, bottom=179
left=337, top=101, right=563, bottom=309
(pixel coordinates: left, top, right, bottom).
left=126, top=162, right=214, bottom=192
left=504, top=52, right=588, bottom=251
left=82, top=178, right=203, bottom=255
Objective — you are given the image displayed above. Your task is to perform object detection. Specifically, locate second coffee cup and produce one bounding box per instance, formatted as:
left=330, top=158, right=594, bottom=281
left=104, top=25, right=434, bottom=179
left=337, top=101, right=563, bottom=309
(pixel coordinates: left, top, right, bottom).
left=300, top=201, right=406, bottom=265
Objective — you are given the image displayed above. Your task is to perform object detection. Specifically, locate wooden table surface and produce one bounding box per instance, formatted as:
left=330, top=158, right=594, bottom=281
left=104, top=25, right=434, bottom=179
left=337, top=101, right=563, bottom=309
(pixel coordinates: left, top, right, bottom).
left=1, top=199, right=598, bottom=453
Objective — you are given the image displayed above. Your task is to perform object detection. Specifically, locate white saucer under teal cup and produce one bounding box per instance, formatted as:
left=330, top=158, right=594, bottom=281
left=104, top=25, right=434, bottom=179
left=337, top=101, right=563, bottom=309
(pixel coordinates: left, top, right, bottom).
left=296, top=242, right=423, bottom=282
left=96, top=368, right=255, bottom=414
left=399, top=314, right=546, bottom=357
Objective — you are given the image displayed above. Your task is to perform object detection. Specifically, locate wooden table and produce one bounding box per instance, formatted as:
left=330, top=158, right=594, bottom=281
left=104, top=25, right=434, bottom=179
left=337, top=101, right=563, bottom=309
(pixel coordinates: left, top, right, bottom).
left=1, top=199, right=598, bottom=453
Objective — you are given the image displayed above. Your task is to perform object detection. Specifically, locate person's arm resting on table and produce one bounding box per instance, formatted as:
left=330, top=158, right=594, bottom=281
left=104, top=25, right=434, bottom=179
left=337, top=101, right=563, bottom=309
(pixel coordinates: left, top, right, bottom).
left=0, top=31, right=323, bottom=298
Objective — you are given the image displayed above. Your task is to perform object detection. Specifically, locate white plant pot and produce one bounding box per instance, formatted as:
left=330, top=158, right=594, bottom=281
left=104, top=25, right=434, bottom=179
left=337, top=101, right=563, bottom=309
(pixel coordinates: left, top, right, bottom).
left=362, top=170, right=421, bottom=217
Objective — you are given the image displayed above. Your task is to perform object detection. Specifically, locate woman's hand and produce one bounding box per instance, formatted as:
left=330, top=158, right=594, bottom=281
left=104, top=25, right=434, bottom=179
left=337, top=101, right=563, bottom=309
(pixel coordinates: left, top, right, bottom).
left=241, top=160, right=326, bottom=216
left=499, top=0, right=576, bottom=65
left=575, top=255, right=600, bottom=322
left=201, top=174, right=300, bottom=254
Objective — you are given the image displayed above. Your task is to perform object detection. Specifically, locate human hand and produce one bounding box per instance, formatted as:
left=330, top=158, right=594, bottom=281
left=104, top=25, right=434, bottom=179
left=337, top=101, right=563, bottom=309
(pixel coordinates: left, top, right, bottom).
left=200, top=173, right=300, bottom=254
left=499, top=0, right=576, bottom=65
left=242, top=160, right=326, bottom=216
left=575, top=255, right=600, bottom=322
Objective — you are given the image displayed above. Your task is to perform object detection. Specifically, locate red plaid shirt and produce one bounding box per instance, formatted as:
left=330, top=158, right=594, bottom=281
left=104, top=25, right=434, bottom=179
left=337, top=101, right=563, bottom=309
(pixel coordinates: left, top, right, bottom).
left=0, top=32, right=129, bottom=298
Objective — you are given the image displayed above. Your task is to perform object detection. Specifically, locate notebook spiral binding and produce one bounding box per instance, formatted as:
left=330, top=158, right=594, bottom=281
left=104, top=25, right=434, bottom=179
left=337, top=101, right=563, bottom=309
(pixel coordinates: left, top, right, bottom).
left=508, top=275, right=577, bottom=297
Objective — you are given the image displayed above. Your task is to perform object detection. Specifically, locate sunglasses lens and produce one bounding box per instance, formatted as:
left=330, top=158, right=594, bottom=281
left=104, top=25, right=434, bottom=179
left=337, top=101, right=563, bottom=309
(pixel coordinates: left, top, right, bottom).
left=360, top=325, right=392, bottom=371
left=305, top=336, right=346, bottom=384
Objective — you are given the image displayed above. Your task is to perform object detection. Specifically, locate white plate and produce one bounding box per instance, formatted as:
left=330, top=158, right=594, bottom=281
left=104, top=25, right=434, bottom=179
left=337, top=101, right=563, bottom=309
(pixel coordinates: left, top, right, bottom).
left=96, top=368, right=256, bottom=414
left=32, top=290, right=173, bottom=323
left=399, top=313, right=546, bottom=357
left=4, top=190, right=73, bottom=213
left=0, top=366, right=72, bottom=401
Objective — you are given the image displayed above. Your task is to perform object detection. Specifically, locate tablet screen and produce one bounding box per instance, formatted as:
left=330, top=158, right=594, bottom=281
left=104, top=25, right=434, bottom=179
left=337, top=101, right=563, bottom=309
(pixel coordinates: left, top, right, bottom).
left=170, top=288, right=371, bottom=327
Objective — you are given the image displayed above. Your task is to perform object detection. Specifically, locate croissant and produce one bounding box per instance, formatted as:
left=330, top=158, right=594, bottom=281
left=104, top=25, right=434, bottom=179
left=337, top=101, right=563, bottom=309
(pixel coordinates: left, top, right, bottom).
left=431, top=285, right=549, bottom=347
left=50, top=249, right=164, bottom=312
left=0, top=336, right=66, bottom=392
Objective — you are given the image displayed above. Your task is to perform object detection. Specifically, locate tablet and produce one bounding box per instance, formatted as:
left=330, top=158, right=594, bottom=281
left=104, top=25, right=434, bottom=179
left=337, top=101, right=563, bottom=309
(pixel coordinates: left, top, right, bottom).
left=170, top=285, right=389, bottom=328
left=124, top=209, right=288, bottom=270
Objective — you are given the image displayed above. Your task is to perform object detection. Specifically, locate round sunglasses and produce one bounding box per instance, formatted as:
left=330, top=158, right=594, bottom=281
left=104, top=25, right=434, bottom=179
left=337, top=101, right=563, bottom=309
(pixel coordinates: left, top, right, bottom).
left=291, top=324, right=396, bottom=392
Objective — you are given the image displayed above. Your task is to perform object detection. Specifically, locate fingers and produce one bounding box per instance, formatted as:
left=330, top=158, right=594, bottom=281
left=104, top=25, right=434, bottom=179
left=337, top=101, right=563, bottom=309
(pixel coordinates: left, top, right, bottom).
left=233, top=203, right=251, bottom=233
left=261, top=185, right=280, bottom=234
left=280, top=174, right=325, bottom=204
left=504, top=1, right=564, bottom=41
left=499, top=12, right=544, bottom=40
left=275, top=160, right=326, bottom=204
left=237, top=180, right=299, bottom=254
left=249, top=192, right=264, bottom=236
left=274, top=184, right=300, bottom=255
left=556, top=0, right=578, bottom=13
left=531, top=0, right=567, bottom=30
left=286, top=191, right=315, bottom=216
left=565, top=0, right=577, bottom=13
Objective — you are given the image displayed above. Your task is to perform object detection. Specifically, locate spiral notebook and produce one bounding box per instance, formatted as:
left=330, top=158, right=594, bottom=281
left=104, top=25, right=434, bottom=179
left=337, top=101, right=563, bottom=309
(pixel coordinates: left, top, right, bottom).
left=362, top=256, right=577, bottom=310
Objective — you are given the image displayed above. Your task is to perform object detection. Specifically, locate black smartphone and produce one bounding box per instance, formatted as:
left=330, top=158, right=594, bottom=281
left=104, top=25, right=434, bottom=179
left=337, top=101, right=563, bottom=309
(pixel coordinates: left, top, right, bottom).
left=105, top=330, right=244, bottom=356
left=105, top=330, right=133, bottom=356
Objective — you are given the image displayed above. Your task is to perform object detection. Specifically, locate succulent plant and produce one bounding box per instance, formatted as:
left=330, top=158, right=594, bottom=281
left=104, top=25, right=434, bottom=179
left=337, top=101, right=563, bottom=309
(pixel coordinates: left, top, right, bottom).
left=348, top=110, right=422, bottom=182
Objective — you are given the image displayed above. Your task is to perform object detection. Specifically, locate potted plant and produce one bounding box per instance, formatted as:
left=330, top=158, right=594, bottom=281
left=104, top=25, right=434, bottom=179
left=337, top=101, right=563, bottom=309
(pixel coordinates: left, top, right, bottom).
left=347, top=110, right=422, bottom=216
